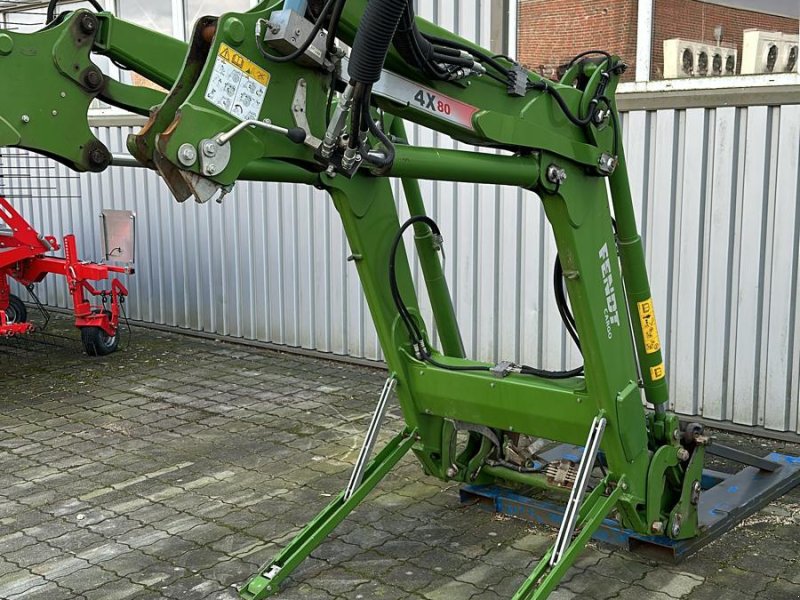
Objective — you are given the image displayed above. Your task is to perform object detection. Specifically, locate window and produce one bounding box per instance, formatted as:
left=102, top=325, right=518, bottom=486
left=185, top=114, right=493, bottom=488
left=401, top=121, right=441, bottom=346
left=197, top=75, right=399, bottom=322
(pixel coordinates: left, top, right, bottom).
left=2, top=1, right=110, bottom=33
left=117, top=0, right=173, bottom=36
left=185, top=0, right=251, bottom=37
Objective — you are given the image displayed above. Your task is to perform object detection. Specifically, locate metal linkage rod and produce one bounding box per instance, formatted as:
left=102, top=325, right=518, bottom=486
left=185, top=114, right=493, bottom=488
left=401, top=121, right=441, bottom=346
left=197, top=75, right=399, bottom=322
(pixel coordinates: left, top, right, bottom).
left=550, top=416, right=607, bottom=567
left=344, top=376, right=397, bottom=500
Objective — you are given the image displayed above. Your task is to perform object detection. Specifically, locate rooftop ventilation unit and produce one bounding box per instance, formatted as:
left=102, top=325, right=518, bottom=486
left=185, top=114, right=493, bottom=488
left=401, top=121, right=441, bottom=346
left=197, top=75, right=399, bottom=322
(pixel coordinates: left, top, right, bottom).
left=663, top=39, right=737, bottom=79
left=741, top=29, right=799, bottom=75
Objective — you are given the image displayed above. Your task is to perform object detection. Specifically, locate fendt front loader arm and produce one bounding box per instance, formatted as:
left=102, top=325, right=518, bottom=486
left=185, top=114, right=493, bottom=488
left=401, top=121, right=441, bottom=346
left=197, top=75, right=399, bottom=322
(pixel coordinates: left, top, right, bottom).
left=0, top=8, right=187, bottom=171
left=0, top=2, right=727, bottom=599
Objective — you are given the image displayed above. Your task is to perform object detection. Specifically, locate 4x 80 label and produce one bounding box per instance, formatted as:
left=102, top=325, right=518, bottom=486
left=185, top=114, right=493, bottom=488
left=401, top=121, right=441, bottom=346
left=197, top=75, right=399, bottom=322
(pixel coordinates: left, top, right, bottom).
left=414, top=90, right=452, bottom=115
left=408, top=86, right=477, bottom=129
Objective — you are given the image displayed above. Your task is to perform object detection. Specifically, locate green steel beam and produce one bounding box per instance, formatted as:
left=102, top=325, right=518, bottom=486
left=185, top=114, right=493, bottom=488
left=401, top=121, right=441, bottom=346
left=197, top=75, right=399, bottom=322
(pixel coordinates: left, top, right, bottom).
left=239, top=429, right=417, bottom=600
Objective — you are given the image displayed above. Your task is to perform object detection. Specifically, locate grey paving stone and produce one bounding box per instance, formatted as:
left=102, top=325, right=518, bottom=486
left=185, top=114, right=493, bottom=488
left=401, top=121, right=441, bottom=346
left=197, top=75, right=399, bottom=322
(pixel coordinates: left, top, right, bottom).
left=2, top=315, right=799, bottom=600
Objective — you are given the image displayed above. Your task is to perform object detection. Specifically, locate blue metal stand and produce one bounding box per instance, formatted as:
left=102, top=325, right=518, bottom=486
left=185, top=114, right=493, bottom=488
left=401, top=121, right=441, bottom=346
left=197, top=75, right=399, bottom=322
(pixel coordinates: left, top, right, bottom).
left=461, top=445, right=800, bottom=561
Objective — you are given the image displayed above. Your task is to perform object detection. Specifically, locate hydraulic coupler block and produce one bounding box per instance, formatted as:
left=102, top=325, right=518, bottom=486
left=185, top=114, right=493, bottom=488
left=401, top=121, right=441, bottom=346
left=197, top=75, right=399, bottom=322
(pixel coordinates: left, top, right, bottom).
left=261, top=9, right=328, bottom=69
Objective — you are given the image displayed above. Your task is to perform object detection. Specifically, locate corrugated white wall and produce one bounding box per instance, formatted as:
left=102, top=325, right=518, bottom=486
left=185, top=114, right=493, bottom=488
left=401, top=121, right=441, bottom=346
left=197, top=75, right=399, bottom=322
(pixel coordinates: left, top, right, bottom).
left=1, top=2, right=798, bottom=435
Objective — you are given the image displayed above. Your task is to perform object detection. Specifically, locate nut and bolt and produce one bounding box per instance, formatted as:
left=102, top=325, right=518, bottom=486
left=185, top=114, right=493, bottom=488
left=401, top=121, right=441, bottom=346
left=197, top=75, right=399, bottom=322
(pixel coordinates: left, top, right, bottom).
left=677, top=448, right=690, bottom=462
left=445, top=466, right=458, bottom=478
left=593, top=108, right=608, bottom=124
left=598, top=153, right=618, bottom=174
left=546, top=164, right=567, bottom=186
left=202, top=141, right=218, bottom=158
left=651, top=521, right=664, bottom=535
left=671, top=517, right=682, bottom=538
left=21, top=114, right=30, bottom=123
left=178, top=143, right=198, bottom=166
left=673, top=429, right=681, bottom=441
left=83, top=68, right=103, bottom=91
left=206, top=164, right=218, bottom=175
left=89, top=148, right=108, bottom=167
left=78, top=13, right=98, bottom=35
left=690, top=480, right=701, bottom=505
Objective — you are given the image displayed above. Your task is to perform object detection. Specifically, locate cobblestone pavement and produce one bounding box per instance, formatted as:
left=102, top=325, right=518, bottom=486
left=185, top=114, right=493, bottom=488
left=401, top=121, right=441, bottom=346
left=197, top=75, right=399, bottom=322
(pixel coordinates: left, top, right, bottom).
left=1, top=317, right=799, bottom=600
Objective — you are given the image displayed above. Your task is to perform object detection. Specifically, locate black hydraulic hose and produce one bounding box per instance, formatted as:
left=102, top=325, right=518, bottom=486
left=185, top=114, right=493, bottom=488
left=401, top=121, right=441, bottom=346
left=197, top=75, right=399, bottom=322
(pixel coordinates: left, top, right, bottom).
left=519, top=364, right=584, bottom=379
left=527, top=80, right=596, bottom=127
left=389, top=217, right=582, bottom=379
left=362, top=98, right=395, bottom=168
left=389, top=216, right=439, bottom=346
left=554, top=256, right=581, bottom=351
left=348, top=0, right=407, bottom=84
left=47, top=0, right=103, bottom=22
left=423, top=33, right=512, bottom=78
left=348, top=83, right=368, bottom=149
left=567, top=49, right=613, bottom=68
left=388, top=217, right=489, bottom=373
left=393, top=2, right=450, bottom=80
left=325, top=0, right=347, bottom=54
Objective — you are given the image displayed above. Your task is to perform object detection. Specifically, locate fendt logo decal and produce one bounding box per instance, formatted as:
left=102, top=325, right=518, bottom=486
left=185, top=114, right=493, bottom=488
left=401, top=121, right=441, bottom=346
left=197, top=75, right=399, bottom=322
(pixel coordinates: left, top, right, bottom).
left=599, top=243, right=621, bottom=339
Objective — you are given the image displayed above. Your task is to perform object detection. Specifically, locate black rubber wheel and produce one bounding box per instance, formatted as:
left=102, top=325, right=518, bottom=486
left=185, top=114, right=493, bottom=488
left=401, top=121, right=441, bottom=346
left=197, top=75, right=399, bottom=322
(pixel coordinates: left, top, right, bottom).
left=5, top=294, right=27, bottom=324
left=81, top=324, right=119, bottom=356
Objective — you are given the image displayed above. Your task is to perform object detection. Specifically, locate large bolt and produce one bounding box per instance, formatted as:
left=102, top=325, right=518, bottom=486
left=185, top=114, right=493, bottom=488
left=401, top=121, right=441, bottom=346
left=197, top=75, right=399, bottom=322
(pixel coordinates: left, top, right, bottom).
left=598, top=153, right=618, bottom=174
left=671, top=516, right=682, bottom=538
left=78, top=12, right=98, bottom=35
left=677, top=448, right=690, bottom=462
left=82, top=68, right=103, bottom=91
left=690, top=480, right=701, bottom=505
left=88, top=147, right=110, bottom=170
left=651, top=521, right=664, bottom=535
left=546, top=164, right=567, bottom=186
left=178, top=143, right=197, bottom=167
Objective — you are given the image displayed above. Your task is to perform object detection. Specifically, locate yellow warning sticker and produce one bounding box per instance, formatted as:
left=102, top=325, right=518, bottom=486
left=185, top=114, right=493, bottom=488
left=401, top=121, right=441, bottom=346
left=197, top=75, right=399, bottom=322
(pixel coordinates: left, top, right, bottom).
left=637, top=297, right=662, bottom=354
left=217, top=43, right=270, bottom=86
left=650, top=362, right=666, bottom=381
left=204, top=43, right=270, bottom=122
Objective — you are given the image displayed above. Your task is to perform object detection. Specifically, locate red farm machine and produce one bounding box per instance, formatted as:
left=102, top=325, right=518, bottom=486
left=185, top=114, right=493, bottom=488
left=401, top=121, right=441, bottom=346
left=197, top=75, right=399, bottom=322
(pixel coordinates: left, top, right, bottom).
left=0, top=196, right=133, bottom=356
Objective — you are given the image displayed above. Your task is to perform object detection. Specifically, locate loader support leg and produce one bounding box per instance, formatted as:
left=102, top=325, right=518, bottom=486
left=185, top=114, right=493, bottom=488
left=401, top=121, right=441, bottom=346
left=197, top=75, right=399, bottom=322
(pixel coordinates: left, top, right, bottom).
left=239, top=429, right=417, bottom=600
left=512, top=481, right=624, bottom=600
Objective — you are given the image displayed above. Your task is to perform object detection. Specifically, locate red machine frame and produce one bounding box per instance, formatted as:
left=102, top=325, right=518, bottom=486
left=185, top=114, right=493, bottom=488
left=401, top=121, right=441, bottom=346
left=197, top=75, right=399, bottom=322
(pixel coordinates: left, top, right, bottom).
left=0, top=196, right=131, bottom=347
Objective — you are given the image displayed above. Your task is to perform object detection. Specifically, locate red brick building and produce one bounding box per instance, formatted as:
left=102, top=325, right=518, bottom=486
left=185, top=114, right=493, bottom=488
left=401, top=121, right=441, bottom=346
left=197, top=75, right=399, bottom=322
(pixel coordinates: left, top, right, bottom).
left=516, top=0, right=798, bottom=80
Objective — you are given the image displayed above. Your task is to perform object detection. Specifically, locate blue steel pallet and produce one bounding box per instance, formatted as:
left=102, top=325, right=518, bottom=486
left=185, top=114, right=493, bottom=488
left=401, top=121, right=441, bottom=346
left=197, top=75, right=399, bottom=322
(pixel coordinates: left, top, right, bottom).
left=460, top=446, right=800, bottom=561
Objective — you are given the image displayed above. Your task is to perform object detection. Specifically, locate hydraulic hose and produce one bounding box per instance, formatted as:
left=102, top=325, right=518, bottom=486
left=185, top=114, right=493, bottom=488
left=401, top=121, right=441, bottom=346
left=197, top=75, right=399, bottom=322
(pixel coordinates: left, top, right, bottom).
left=348, top=0, right=407, bottom=84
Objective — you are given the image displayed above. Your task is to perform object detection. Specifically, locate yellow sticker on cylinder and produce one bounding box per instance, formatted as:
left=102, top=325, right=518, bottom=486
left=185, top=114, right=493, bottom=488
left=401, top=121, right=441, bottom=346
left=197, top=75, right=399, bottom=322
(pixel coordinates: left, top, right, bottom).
left=650, top=362, right=666, bottom=381
left=637, top=298, right=662, bottom=354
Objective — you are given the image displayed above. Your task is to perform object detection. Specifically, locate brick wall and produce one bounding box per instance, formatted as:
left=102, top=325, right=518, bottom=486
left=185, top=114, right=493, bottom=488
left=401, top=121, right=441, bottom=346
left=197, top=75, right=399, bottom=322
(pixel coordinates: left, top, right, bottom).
left=652, top=1, right=798, bottom=78
left=517, top=0, right=798, bottom=81
left=517, top=0, right=639, bottom=80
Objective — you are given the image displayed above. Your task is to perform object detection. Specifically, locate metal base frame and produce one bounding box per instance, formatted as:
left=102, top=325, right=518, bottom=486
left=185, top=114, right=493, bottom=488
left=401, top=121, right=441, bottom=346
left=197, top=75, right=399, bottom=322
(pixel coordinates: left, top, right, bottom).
left=461, top=445, right=800, bottom=561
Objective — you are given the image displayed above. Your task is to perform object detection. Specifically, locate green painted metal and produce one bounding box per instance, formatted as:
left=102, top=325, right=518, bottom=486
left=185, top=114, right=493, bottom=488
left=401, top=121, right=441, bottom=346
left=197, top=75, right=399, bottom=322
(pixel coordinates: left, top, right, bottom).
left=0, top=2, right=733, bottom=598
left=607, top=130, right=670, bottom=413
left=0, top=10, right=110, bottom=171
left=239, top=429, right=417, bottom=600
left=390, top=118, right=465, bottom=358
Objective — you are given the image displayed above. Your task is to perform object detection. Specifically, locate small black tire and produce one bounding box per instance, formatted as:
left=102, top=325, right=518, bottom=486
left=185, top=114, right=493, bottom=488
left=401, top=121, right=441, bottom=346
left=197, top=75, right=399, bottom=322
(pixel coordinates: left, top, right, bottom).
left=5, top=294, right=27, bottom=324
left=81, top=325, right=119, bottom=356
